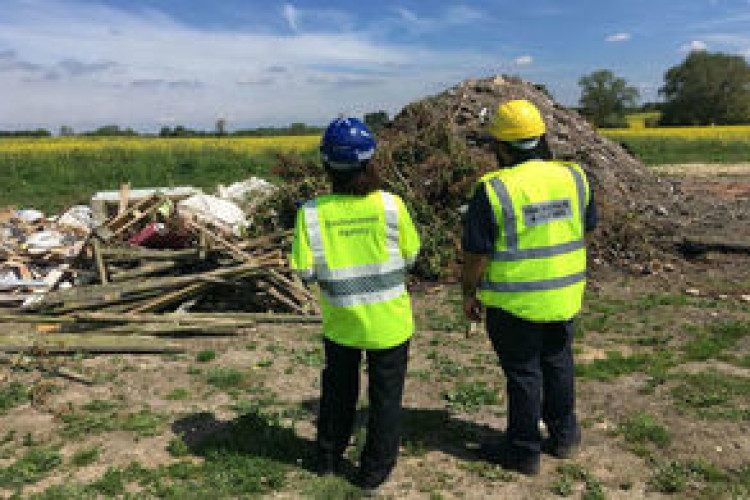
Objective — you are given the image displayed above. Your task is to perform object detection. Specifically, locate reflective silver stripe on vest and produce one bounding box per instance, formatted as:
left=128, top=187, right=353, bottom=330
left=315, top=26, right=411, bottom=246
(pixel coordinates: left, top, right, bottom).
left=305, top=192, right=406, bottom=307
left=489, top=177, right=518, bottom=250
left=319, top=268, right=405, bottom=297
left=492, top=239, right=585, bottom=262
left=324, top=284, right=406, bottom=307
left=316, top=258, right=405, bottom=281
left=382, top=191, right=401, bottom=261
left=481, top=271, right=586, bottom=293
left=303, top=200, right=326, bottom=269
left=563, top=164, right=586, bottom=227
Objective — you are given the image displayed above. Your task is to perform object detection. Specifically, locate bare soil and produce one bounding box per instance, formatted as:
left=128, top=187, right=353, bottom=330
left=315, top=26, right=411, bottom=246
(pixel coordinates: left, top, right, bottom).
left=1, top=170, right=750, bottom=499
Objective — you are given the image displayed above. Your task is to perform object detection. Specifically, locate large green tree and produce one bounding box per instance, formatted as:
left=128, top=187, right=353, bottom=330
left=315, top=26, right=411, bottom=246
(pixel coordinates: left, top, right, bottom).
left=659, top=51, right=750, bottom=125
left=578, top=69, right=639, bottom=127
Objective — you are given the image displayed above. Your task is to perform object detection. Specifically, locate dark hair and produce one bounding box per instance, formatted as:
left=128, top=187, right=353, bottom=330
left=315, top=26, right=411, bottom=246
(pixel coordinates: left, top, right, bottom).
left=324, top=160, right=381, bottom=196
left=495, top=135, right=553, bottom=167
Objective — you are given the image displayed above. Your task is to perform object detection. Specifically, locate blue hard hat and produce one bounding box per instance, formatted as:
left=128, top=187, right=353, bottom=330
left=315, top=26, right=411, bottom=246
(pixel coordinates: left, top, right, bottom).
left=320, top=117, right=376, bottom=170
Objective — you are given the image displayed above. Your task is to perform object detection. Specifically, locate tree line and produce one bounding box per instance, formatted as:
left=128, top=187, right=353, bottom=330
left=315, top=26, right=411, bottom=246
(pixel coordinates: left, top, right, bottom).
left=578, top=50, right=750, bottom=127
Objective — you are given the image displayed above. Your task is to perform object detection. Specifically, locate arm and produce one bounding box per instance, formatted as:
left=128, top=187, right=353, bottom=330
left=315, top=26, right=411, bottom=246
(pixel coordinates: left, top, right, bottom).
left=461, top=185, right=497, bottom=321
left=397, top=197, right=421, bottom=269
left=584, top=189, right=597, bottom=233
left=289, top=205, right=315, bottom=283
left=462, top=252, right=489, bottom=321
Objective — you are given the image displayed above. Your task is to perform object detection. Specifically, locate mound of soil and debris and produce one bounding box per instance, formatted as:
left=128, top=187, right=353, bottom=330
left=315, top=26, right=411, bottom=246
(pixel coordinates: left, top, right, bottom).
left=265, top=75, right=692, bottom=279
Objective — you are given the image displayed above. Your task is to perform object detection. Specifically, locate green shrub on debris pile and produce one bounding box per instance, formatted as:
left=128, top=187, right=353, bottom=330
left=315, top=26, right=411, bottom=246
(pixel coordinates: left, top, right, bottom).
left=255, top=106, right=494, bottom=280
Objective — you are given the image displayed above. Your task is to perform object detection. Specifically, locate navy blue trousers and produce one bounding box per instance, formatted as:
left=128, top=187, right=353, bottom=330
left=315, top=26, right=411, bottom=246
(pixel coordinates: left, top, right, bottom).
left=316, top=338, right=409, bottom=484
left=486, top=307, right=579, bottom=458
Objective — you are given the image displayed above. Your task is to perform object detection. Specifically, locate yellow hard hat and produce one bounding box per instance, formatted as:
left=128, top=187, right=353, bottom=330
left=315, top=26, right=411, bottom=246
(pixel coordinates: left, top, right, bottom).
left=488, top=99, right=546, bottom=141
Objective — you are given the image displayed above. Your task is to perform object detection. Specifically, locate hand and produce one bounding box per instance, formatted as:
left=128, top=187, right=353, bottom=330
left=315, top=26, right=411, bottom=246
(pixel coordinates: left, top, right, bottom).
left=463, top=296, right=483, bottom=322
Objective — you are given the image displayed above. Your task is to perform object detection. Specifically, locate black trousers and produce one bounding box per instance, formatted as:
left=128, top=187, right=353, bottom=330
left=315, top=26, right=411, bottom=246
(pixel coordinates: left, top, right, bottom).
left=316, top=337, right=409, bottom=483
left=486, top=307, right=578, bottom=458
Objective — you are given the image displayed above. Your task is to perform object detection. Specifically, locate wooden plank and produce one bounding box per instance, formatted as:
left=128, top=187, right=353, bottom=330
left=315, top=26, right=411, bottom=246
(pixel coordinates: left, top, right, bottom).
left=108, top=261, right=178, bottom=282
left=100, top=248, right=199, bottom=262
left=0, top=311, right=318, bottom=326
left=92, top=240, right=108, bottom=285
left=97, top=323, right=238, bottom=336
left=678, top=237, right=750, bottom=255
left=118, top=183, right=131, bottom=216
left=0, top=345, right=184, bottom=354
left=33, top=263, right=261, bottom=308
left=128, top=282, right=206, bottom=314
left=0, top=294, right=34, bottom=303
left=0, top=333, right=183, bottom=354
left=184, top=219, right=256, bottom=263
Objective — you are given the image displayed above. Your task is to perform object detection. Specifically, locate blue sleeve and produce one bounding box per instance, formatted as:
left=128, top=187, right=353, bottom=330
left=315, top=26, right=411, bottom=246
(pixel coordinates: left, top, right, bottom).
left=462, top=186, right=497, bottom=255
left=585, top=189, right=597, bottom=232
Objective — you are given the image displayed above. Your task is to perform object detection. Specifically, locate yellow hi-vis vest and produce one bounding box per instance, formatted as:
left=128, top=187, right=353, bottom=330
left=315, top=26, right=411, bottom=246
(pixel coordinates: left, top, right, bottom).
left=290, top=190, right=421, bottom=349
left=479, top=160, right=589, bottom=322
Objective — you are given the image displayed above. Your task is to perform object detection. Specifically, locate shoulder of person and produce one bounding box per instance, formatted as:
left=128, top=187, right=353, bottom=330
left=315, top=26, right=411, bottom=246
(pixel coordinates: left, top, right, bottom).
left=377, top=189, right=403, bottom=204
left=547, top=159, right=585, bottom=173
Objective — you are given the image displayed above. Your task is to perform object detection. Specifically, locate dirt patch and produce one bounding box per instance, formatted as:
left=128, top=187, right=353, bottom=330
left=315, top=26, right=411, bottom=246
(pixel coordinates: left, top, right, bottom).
left=654, top=163, right=750, bottom=177
left=2, top=253, right=750, bottom=498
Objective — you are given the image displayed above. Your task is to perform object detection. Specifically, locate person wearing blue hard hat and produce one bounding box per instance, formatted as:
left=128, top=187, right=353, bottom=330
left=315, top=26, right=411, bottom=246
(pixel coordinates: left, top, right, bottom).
left=290, top=117, right=421, bottom=494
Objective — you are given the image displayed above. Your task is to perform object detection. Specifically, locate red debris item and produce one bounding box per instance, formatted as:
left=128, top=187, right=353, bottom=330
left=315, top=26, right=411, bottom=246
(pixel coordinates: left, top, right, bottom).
left=128, top=223, right=190, bottom=249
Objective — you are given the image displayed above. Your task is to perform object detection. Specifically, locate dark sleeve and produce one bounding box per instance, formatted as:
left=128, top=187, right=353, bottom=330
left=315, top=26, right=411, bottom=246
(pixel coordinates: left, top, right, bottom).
left=462, top=186, right=498, bottom=255
left=585, top=188, right=597, bottom=232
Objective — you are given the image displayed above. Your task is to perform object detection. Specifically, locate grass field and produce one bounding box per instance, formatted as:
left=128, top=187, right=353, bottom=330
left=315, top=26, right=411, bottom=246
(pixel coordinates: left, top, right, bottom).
left=2, top=129, right=750, bottom=211
left=600, top=124, right=750, bottom=165
left=0, top=136, right=319, bottom=213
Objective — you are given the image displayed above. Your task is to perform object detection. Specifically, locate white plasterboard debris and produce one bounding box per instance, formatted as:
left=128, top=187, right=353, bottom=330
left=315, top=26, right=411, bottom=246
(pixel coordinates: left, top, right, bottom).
left=91, top=186, right=202, bottom=224
left=58, top=205, right=94, bottom=233
left=217, top=177, right=277, bottom=205
left=178, top=194, right=248, bottom=237
left=15, top=209, right=45, bottom=223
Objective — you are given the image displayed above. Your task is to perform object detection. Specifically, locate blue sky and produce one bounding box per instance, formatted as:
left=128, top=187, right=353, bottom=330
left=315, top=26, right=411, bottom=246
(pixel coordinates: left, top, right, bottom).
left=1, top=0, right=749, bottom=131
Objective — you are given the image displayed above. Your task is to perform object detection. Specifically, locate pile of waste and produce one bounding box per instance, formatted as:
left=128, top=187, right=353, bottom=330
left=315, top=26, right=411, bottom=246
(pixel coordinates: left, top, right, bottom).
left=267, top=75, right=690, bottom=279
left=0, top=206, right=92, bottom=307
left=0, top=178, right=321, bottom=355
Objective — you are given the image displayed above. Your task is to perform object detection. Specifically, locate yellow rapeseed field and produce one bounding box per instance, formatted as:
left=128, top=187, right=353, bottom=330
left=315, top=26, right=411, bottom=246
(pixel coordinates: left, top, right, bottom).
left=601, top=124, right=750, bottom=140
left=0, top=135, right=321, bottom=155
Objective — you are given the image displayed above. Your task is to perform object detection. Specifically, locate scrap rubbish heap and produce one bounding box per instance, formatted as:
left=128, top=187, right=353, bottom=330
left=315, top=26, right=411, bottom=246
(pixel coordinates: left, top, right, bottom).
left=3, top=74, right=748, bottom=350
left=0, top=179, right=320, bottom=357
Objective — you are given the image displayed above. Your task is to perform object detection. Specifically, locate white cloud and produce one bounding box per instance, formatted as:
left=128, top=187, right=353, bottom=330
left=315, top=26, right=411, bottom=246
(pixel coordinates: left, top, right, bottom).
left=681, top=40, right=708, bottom=52
left=605, top=32, right=631, bottom=43
left=282, top=3, right=299, bottom=32
left=701, top=33, right=750, bottom=57
left=392, top=5, right=486, bottom=34
left=515, top=55, right=533, bottom=66
left=0, top=0, right=504, bottom=130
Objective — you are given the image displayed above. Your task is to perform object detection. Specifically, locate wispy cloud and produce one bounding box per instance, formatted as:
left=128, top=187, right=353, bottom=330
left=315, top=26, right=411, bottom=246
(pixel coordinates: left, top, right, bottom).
left=282, top=3, right=298, bottom=32
left=515, top=55, right=533, bottom=66
left=307, top=75, right=384, bottom=88
left=392, top=5, right=485, bottom=34
left=605, top=32, right=631, bottom=43
left=236, top=77, right=275, bottom=87
left=693, top=33, right=750, bottom=58
left=59, top=59, right=118, bottom=76
left=0, top=0, right=505, bottom=130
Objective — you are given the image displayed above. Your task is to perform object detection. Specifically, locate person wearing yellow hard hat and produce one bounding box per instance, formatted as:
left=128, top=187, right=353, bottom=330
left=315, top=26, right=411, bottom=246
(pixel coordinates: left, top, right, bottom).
left=461, top=99, right=597, bottom=475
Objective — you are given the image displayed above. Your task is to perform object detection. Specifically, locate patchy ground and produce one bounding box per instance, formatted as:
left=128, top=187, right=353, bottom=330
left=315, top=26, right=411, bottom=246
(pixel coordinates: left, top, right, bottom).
left=1, top=169, right=750, bottom=499
left=1, top=253, right=749, bottom=499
